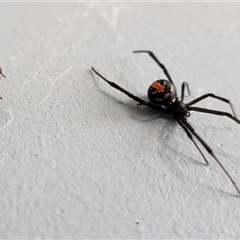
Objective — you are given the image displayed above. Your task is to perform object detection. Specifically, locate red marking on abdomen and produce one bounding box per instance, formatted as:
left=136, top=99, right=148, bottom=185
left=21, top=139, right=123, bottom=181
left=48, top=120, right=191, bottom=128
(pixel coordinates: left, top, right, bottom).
left=151, top=81, right=165, bottom=92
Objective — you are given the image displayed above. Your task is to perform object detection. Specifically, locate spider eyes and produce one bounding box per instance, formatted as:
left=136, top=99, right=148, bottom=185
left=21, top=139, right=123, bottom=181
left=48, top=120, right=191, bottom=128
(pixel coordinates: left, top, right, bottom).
left=148, top=79, right=177, bottom=106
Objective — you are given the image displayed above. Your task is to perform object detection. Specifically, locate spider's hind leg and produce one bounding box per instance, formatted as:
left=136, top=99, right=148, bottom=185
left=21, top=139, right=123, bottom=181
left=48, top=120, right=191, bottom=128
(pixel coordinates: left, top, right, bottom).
left=176, top=117, right=208, bottom=165
left=188, top=107, right=240, bottom=124
left=91, top=67, right=160, bottom=110
left=181, top=82, right=191, bottom=102
left=186, top=93, right=237, bottom=118
left=181, top=117, right=240, bottom=196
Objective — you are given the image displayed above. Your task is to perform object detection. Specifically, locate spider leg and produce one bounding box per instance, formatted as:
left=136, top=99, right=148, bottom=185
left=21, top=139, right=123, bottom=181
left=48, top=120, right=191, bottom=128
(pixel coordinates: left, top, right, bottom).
left=181, top=82, right=190, bottom=101
left=0, top=67, right=6, bottom=79
left=0, top=67, right=4, bottom=99
left=181, top=117, right=240, bottom=196
left=133, top=50, right=175, bottom=85
left=175, top=117, right=208, bottom=165
left=91, top=67, right=161, bottom=110
left=186, top=93, right=236, bottom=118
left=188, top=107, right=240, bottom=124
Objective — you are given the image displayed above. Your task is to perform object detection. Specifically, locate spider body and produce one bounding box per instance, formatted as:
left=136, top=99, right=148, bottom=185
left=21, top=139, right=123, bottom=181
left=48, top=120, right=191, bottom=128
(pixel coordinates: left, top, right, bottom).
left=168, top=101, right=188, bottom=117
left=147, top=79, right=189, bottom=117
left=91, top=50, right=240, bottom=196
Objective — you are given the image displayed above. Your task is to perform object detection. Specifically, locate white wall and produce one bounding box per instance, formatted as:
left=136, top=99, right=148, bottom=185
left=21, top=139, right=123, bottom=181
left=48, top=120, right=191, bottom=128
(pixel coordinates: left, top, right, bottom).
left=0, top=2, right=240, bottom=238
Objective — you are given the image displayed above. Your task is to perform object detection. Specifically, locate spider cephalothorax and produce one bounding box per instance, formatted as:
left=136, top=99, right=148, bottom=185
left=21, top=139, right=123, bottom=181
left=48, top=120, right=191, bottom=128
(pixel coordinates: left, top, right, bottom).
left=92, top=50, right=240, bottom=196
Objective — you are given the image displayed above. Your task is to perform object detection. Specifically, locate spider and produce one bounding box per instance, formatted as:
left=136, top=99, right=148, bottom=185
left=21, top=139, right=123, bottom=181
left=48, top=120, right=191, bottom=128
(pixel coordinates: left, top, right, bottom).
left=91, top=50, right=240, bottom=196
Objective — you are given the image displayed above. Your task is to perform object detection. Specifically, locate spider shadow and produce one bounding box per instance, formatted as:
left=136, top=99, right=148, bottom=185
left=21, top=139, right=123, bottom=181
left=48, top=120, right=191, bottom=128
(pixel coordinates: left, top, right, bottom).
left=97, top=88, right=172, bottom=122
left=204, top=185, right=240, bottom=198
left=94, top=84, right=239, bottom=196
left=98, top=88, right=208, bottom=165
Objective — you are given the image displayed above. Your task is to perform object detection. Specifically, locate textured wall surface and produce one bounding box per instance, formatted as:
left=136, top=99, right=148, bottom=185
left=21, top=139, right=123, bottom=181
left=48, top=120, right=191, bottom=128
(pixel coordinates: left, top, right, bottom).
left=1, top=2, right=240, bottom=239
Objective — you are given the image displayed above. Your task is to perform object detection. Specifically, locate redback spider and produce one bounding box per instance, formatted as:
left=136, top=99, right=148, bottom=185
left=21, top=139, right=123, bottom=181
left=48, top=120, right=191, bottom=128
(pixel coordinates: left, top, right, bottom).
left=91, top=50, right=240, bottom=196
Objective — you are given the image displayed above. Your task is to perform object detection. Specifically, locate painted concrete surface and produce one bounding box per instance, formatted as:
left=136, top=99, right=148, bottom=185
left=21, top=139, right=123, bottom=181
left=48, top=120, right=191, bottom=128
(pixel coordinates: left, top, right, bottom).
left=0, top=2, right=240, bottom=239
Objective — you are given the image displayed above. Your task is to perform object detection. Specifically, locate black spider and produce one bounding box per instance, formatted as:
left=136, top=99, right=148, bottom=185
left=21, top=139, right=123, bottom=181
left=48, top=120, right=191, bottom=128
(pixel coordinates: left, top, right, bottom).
left=91, top=50, right=240, bottom=196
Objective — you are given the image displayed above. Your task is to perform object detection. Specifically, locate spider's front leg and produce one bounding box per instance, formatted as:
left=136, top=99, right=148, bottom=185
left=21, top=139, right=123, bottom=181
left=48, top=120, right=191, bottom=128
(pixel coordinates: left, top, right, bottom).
left=133, top=50, right=174, bottom=85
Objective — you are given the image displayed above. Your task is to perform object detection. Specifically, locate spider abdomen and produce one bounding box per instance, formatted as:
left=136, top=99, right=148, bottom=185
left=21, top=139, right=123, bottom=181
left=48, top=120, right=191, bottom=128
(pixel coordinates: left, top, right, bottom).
left=148, top=79, right=177, bottom=107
